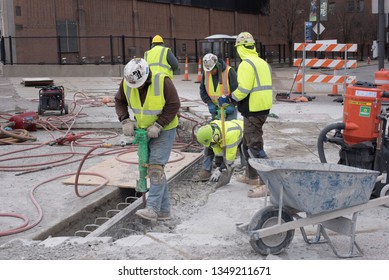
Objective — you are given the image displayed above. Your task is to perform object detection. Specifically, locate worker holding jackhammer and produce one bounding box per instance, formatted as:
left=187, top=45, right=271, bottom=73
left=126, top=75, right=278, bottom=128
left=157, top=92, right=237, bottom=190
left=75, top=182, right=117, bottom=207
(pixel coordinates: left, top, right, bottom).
left=219, top=32, right=273, bottom=198
left=144, top=35, right=179, bottom=79
left=114, top=58, right=180, bottom=221
left=195, top=119, right=244, bottom=187
left=192, top=53, right=239, bottom=182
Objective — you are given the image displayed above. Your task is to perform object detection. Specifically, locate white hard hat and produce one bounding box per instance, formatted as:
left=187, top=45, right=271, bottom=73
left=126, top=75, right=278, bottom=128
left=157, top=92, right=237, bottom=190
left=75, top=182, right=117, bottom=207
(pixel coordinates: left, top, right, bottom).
left=235, top=32, right=255, bottom=47
left=123, top=58, right=150, bottom=88
left=203, top=53, right=218, bottom=72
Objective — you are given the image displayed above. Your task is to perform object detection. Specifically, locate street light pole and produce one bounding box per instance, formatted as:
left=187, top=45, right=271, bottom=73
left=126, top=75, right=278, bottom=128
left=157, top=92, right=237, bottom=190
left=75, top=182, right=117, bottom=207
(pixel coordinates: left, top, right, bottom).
left=378, top=0, right=385, bottom=69
left=317, top=0, right=320, bottom=41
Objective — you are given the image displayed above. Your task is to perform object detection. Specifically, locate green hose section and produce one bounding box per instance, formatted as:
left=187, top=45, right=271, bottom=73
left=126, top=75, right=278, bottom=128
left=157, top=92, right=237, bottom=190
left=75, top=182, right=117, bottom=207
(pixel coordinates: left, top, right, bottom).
left=134, top=129, right=149, bottom=193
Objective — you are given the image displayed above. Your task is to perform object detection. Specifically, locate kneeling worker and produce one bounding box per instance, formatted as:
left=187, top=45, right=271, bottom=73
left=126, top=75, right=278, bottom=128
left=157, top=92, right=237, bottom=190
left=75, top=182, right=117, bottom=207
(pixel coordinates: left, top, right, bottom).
left=196, top=119, right=244, bottom=187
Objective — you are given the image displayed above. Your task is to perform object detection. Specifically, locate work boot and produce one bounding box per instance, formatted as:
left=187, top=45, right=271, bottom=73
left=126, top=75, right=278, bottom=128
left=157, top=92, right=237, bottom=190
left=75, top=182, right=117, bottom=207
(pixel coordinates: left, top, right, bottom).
left=192, top=169, right=211, bottom=182
left=157, top=212, right=171, bottom=221
left=135, top=208, right=158, bottom=221
left=236, top=174, right=259, bottom=185
left=248, top=185, right=268, bottom=198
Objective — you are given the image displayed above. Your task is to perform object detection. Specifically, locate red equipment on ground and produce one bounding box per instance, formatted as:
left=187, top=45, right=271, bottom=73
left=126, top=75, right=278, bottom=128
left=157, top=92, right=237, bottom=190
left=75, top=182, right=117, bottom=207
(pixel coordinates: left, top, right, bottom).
left=9, top=112, right=39, bottom=131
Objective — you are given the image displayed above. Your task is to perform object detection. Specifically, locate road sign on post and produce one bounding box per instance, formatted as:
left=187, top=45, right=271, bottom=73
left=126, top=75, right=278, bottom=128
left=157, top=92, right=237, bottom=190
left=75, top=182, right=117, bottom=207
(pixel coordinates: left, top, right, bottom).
left=313, top=23, right=325, bottom=35
left=305, top=22, right=313, bottom=43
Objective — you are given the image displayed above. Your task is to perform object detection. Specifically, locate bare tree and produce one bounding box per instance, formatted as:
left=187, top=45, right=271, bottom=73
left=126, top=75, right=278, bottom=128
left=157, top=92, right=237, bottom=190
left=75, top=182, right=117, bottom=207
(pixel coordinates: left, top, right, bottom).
left=269, top=0, right=308, bottom=66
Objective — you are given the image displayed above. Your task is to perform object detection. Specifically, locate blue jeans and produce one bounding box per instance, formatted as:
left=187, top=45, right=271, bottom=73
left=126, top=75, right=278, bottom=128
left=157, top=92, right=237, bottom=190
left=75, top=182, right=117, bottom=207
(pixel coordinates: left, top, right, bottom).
left=146, top=128, right=176, bottom=214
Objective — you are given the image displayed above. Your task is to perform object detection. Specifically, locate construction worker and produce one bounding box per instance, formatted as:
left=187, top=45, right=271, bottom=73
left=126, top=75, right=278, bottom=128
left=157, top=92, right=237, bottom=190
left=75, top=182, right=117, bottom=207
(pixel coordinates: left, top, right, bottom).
left=200, top=53, right=238, bottom=120
left=195, top=119, right=244, bottom=186
left=114, top=58, right=181, bottom=221
left=144, top=35, right=179, bottom=79
left=192, top=53, right=239, bottom=182
left=220, top=31, right=273, bottom=198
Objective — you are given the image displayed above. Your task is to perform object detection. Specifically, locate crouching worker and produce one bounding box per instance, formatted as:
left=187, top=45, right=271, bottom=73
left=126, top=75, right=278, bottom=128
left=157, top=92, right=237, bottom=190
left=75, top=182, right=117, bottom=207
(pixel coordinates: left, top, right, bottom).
left=195, top=119, right=244, bottom=187
left=114, top=58, right=180, bottom=221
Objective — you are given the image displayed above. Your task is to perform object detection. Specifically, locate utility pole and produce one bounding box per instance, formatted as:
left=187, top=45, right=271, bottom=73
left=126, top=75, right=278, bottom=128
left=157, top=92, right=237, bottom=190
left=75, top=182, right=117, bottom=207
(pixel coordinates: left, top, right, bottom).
left=378, top=0, right=385, bottom=69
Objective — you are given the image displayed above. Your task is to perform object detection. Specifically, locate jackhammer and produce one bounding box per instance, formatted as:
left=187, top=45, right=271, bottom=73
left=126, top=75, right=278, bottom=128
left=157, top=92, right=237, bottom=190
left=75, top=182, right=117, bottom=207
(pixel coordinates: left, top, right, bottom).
left=133, top=128, right=150, bottom=193
left=317, top=79, right=389, bottom=199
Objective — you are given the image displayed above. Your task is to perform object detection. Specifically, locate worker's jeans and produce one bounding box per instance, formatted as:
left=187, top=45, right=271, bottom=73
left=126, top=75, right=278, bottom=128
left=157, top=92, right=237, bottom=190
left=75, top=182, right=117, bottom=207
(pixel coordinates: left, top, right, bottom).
left=146, top=128, right=176, bottom=214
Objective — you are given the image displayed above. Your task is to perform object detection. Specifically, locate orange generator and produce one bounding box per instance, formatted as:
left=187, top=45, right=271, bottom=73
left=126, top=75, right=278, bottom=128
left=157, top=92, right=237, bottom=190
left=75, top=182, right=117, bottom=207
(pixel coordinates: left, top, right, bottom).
left=317, top=81, right=389, bottom=199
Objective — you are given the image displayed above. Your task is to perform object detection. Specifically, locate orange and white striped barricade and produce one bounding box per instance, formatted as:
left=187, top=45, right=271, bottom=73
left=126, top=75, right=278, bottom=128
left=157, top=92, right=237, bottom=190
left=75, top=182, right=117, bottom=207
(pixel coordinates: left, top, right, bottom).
left=293, top=43, right=358, bottom=96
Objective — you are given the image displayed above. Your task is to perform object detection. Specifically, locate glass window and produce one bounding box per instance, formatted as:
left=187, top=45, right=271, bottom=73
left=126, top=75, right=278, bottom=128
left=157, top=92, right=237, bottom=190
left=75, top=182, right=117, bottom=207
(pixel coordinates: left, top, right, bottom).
left=56, top=20, right=79, bottom=53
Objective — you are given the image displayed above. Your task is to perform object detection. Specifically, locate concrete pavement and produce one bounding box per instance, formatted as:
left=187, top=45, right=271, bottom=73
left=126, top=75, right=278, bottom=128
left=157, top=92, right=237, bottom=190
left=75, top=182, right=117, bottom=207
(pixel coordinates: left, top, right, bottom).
left=1, top=61, right=389, bottom=260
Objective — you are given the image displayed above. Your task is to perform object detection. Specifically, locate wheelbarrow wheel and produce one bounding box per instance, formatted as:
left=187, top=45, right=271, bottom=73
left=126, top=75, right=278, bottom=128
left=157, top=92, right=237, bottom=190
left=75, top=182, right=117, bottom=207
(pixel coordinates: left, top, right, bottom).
left=248, top=205, right=294, bottom=255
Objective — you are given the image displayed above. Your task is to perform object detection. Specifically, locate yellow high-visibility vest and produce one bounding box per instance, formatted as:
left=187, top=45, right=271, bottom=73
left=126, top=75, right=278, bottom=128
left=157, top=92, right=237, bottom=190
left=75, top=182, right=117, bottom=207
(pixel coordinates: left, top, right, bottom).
left=123, top=73, right=178, bottom=130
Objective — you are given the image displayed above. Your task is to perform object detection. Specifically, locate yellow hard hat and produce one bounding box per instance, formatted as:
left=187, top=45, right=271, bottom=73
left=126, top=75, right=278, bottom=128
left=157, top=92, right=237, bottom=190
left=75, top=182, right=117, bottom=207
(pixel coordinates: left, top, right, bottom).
left=196, top=125, right=214, bottom=147
left=152, top=35, right=164, bottom=44
left=235, top=32, right=255, bottom=47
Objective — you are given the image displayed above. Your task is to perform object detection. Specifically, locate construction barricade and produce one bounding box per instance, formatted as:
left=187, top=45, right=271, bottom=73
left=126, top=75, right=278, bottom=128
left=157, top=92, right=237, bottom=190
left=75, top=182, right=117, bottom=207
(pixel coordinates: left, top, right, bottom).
left=293, top=43, right=357, bottom=96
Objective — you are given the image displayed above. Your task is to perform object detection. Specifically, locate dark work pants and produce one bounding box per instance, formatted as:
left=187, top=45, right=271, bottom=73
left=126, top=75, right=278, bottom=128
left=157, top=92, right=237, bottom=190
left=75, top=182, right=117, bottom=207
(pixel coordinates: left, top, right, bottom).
left=242, top=114, right=268, bottom=180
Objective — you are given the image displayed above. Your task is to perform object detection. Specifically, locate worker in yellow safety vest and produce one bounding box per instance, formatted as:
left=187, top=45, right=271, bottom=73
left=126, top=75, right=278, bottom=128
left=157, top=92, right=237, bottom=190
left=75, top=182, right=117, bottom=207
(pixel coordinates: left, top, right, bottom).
left=114, top=58, right=180, bottom=221
left=219, top=31, right=273, bottom=198
left=196, top=119, right=244, bottom=187
left=193, top=53, right=239, bottom=182
left=144, top=35, right=179, bottom=79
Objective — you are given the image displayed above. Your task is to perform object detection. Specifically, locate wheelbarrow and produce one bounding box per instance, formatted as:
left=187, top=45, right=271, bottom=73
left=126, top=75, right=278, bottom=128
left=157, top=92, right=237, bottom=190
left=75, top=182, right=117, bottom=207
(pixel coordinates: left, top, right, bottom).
left=236, top=159, right=389, bottom=258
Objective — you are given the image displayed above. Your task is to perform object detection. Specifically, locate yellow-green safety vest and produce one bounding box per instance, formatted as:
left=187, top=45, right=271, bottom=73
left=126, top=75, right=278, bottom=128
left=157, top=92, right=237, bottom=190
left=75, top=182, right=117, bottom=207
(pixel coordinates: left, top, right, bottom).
left=210, top=119, right=243, bottom=162
left=123, top=73, right=178, bottom=130
left=234, top=58, right=272, bottom=112
left=144, top=45, right=174, bottom=79
left=204, top=66, right=231, bottom=105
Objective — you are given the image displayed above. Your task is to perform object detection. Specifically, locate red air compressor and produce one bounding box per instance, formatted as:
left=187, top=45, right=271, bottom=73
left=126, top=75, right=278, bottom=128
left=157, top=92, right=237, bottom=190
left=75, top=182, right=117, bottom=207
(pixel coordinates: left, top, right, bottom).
left=317, top=80, right=389, bottom=199
left=9, top=111, right=39, bottom=131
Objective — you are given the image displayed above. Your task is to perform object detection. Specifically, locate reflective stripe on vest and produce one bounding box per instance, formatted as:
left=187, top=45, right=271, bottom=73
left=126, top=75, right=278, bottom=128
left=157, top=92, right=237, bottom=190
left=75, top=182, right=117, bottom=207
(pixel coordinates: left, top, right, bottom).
left=144, top=46, right=173, bottom=79
left=236, top=59, right=272, bottom=94
left=225, top=120, right=243, bottom=149
left=123, top=73, right=178, bottom=130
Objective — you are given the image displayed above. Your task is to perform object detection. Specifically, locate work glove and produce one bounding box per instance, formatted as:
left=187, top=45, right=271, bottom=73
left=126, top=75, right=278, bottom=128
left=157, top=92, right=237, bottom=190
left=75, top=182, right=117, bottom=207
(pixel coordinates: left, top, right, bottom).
left=218, top=95, right=230, bottom=107
left=209, top=168, right=222, bottom=182
left=121, top=119, right=137, bottom=136
left=207, top=102, right=217, bottom=115
left=225, top=104, right=235, bottom=115
left=147, top=122, right=162, bottom=138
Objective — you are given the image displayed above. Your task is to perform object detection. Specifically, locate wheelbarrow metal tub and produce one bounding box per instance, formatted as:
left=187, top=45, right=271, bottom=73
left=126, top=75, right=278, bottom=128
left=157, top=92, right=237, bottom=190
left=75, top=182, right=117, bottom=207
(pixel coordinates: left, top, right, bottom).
left=236, top=159, right=389, bottom=257
left=249, top=159, right=380, bottom=215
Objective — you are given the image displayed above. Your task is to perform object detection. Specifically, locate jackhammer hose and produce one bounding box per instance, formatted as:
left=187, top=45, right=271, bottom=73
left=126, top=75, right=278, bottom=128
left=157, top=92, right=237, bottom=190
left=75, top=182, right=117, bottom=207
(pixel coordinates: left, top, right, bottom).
left=0, top=122, right=37, bottom=144
left=317, top=122, right=345, bottom=163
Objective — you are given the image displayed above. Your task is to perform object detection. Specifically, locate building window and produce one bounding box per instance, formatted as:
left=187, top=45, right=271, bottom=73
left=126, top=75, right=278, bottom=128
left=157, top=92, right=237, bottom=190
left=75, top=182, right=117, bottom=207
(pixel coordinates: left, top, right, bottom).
left=347, top=0, right=355, bottom=12
left=56, top=20, right=79, bottom=53
left=15, top=6, right=22, bottom=16
left=328, top=2, right=335, bottom=15
left=357, top=0, right=364, bottom=12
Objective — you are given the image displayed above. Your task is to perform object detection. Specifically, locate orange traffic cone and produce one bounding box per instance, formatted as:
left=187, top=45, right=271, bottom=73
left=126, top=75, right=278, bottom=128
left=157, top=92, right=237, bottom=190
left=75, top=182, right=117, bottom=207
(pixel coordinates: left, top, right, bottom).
left=296, top=82, right=302, bottom=93
left=331, top=84, right=338, bottom=95
left=293, top=65, right=303, bottom=94
left=195, top=58, right=202, bottom=83
left=328, top=67, right=339, bottom=96
left=182, top=56, right=191, bottom=81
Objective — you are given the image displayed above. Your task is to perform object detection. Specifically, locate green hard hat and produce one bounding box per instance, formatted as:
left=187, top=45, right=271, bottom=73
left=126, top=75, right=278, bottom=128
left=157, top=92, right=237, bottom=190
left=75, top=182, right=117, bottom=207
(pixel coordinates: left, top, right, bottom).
left=196, top=125, right=213, bottom=147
